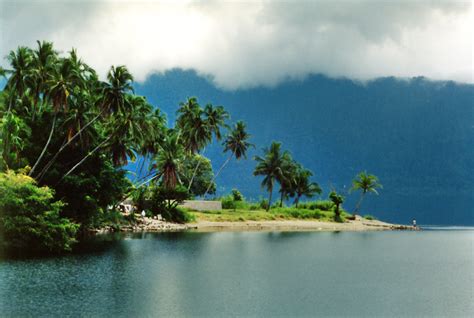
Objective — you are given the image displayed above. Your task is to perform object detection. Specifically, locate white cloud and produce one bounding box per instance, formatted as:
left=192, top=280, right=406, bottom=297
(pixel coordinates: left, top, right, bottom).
left=0, top=0, right=472, bottom=89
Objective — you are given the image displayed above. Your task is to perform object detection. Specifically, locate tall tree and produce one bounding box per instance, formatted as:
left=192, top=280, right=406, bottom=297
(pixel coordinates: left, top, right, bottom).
left=277, top=153, right=297, bottom=207
left=176, top=98, right=212, bottom=190
left=154, top=129, right=185, bottom=190
left=350, top=171, right=383, bottom=215
left=29, top=54, right=84, bottom=176
left=292, top=166, right=322, bottom=207
left=253, top=142, right=288, bottom=211
left=204, top=121, right=253, bottom=196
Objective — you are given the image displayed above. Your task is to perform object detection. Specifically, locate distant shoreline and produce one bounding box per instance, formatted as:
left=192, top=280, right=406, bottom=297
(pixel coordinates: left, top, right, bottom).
left=189, top=219, right=416, bottom=232
left=92, top=217, right=416, bottom=234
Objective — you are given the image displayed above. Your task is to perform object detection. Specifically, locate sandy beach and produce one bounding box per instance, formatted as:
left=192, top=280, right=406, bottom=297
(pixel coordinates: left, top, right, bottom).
left=190, top=218, right=414, bottom=232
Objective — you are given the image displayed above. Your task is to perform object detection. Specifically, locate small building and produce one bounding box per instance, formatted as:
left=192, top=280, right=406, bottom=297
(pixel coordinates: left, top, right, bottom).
left=179, top=200, right=222, bottom=211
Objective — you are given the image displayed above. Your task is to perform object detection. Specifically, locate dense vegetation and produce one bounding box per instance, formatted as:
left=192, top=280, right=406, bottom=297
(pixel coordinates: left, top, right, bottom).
left=0, top=41, right=382, bottom=254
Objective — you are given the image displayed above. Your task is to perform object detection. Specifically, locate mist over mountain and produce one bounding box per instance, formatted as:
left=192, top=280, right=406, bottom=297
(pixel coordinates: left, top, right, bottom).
left=134, top=70, right=473, bottom=225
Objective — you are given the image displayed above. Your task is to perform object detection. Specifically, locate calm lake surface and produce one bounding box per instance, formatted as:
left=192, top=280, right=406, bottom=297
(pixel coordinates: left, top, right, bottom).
left=1, top=230, right=473, bottom=317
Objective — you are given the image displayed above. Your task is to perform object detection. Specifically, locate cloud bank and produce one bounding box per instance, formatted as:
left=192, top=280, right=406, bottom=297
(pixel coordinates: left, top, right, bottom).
left=0, top=0, right=472, bottom=89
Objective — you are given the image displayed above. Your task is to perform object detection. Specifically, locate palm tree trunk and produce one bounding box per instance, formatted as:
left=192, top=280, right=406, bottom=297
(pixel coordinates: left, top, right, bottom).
left=295, top=194, right=301, bottom=208
left=353, top=192, right=365, bottom=215
left=135, top=172, right=163, bottom=188
left=280, top=191, right=284, bottom=207
left=187, top=148, right=206, bottom=191
left=29, top=114, right=56, bottom=176
left=267, top=186, right=273, bottom=211
left=35, top=110, right=104, bottom=179
left=58, top=136, right=111, bottom=183
left=203, top=153, right=232, bottom=197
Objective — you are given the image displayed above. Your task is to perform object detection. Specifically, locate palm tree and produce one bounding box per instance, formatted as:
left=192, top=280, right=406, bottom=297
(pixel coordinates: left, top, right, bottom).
left=60, top=93, right=150, bottom=181
left=35, top=63, right=125, bottom=179
left=5, top=47, right=33, bottom=111
left=253, top=142, right=288, bottom=211
left=277, top=153, right=297, bottom=207
left=153, top=129, right=185, bottom=189
left=30, top=41, right=58, bottom=120
left=204, top=103, right=229, bottom=140
left=101, top=65, right=134, bottom=114
left=292, top=166, right=322, bottom=208
left=176, top=98, right=212, bottom=190
left=29, top=55, right=84, bottom=176
left=204, top=121, right=253, bottom=196
left=350, top=171, right=383, bottom=215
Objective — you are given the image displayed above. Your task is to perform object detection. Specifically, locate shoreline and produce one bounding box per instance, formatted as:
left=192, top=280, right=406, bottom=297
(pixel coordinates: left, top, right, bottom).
left=91, top=217, right=416, bottom=234
left=190, top=219, right=416, bottom=232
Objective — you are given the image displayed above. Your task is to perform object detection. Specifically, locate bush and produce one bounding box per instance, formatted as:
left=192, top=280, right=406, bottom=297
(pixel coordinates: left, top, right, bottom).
left=149, top=185, right=194, bottom=223
left=221, top=195, right=236, bottom=209
left=259, top=198, right=269, bottom=210
left=0, top=170, right=79, bottom=253
left=364, top=215, right=376, bottom=220
left=299, top=200, right=335, bottom=211
left=161, top=206, right=195, bottom=223
left=231, top=189, right=244, bottom=201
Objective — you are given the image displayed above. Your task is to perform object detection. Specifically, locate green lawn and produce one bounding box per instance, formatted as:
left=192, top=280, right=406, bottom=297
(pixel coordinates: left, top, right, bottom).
left=190, top=207, right=349, bottom=222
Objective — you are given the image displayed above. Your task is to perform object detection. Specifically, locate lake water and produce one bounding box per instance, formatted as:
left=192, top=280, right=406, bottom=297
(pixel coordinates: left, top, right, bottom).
left=1, top=230, right=473, bottom=317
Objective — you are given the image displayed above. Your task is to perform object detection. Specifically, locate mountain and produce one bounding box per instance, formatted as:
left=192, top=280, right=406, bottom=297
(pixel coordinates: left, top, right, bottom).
left=133, top=70, right=474, bottom=225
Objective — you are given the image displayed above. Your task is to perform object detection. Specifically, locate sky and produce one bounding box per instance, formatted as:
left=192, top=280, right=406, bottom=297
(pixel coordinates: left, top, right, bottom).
left=0, top=0, right=472, bottom=89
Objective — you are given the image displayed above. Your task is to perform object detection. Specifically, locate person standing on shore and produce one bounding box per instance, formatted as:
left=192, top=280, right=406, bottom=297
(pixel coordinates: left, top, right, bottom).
left=412, top=219, right=417, bottom=228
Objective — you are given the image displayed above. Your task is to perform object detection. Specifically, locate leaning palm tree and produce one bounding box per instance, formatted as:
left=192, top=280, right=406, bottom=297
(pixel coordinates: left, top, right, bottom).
left=29, top=56, right=84, bottom=176
left=253, top=142, right=288, bottom=211
left=36, top=64, right=130, bottom=179
left=292, top=166, right=322, bottom=208
left=204, top=121, right=253, bottom=196
left=60, top=93, right=149, bottom=181
left=176, top=98, right=212, bottom=190
left=153, top=129, right=185, bottom=190
left=350, top=171, right=383, bottom=215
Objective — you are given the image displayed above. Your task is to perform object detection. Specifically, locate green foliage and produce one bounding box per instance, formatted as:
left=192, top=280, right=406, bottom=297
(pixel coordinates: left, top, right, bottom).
left=298, top=200, right=335, bottom=211
left=364, top=214, right=376, bottom=220
left=231, top=188, right=244, bottom=201
left=180, top=154, right=216, bottom=196
left=149, top=185, right=193, bottom=223
left=0, top=170, right=79, bottom=253
left=329, top=191, right=344, bottom=222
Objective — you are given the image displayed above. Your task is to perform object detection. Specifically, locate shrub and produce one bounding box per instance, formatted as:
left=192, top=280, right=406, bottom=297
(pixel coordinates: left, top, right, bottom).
left=259, top=198, right=269, bottom=210
left=299, top=200, right=335, bottom=211
left=149, top=185, right=195, bottom=223
left=221, top=195, right=236, bottom=209
left=364, top=214, right=376, bottom=220
left=231, top=189, right=244, bottom=201
left=0, top=170, right=79, bottom=253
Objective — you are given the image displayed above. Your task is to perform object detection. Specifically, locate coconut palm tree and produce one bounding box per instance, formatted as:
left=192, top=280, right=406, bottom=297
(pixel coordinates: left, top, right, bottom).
left=35, top=63, right=123, bottom=179
left=292, top=166, right=322, bottom=207
left=277, top=153, right=298, bottom=207
left=154, top=129, right=185, bottom=189
left=30, top=41, right=58, bottom=119
left=5, top=47, right=34, bottom=111
left=101, top=65, right=134, bottom=115
left=29, top=55, right=84, bottom=176
left=204, top=103, right=229, bottom=140
left=253, top=142, right=288, bottom=211
left=176, top=98, right=212, bottom=190
left=204, top=121, right=253, bottom=196
left=350, top=171, right=383, bottom=215
left=60, top=93, right=151, bottom=181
